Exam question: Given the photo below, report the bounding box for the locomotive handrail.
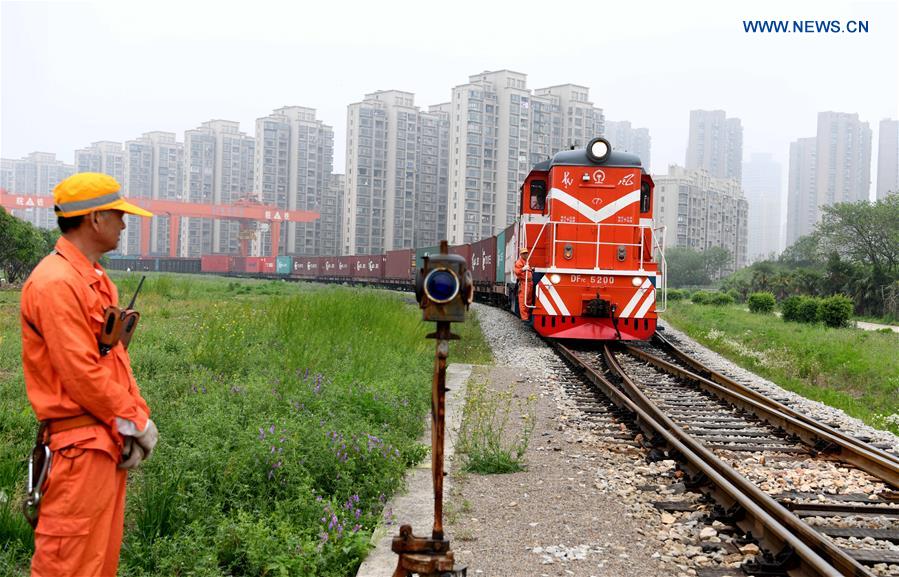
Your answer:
[537,219,657,271]
[653,225,667,312]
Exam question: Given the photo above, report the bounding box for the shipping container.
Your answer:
[319,257,340,278]
[470,236,497,285]
[335,256,354,277]
[292,257,321,278]
[276,256,292,275]
[157,257,200,274]
[105,257,143,272]
[414,245,440,271]
[449,244,471,265]
[502,223,518,285]
[495,228,506,285]
[351,255,383,279]
[260,257,277,275]
[385,249,413,280]
[202,255,231,273]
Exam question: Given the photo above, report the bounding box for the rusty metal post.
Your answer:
[392,240,466,577]
[431,320,450,541]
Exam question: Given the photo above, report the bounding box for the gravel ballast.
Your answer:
[442,305,899,577]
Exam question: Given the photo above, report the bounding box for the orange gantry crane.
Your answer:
[0,189,319,257]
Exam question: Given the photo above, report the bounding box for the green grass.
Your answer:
[0,273,491,576]
[661,301,899,435]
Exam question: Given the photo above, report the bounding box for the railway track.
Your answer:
[553,336,899,577]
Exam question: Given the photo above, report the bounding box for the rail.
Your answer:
[632,334,899,485]
[556,342,879,577]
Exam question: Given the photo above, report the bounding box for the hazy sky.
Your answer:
[2,0,898,194]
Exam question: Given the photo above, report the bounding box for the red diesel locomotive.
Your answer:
[514,137,666,339]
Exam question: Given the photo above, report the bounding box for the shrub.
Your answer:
[820,294,854,328]
[727,289,742,303]
[796,296,822,324]
[691,291,710,304]
[781,295,803,322]
[709,292,735,306]
[748,292,776,314]
[666,288,688,301]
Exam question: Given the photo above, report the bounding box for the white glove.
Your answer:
[118,437,145,470]
[133,419,158,459]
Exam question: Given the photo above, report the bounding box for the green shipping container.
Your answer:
[276,256,293,275]
[414,245,440,272]
[495,229,506,285]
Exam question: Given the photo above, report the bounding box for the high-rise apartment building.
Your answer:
[123,132,183,255]
[742,153,783,262]
[255,106,333,256]
[654,165,749,274]
[320,173,344,256]
[75,141,125,180]
[786,137,817,246]
[685,110,743,184]
[447,70,604,244]
[182,120,255,257]
[604,120,651,170]
[534,84,603,150]
[877,118,898,199]
[1,152,74,229]
[75,141,135,253]
[416,104,451,248]
[786,112,872,245]
[343,91,449,255]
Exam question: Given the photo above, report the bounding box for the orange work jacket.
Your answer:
[513,257,530,281]
[20,236,150,458]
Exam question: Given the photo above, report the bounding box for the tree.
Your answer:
[665,247,710,287]
[819,196,899,281]
[703,246,732,281]
[0,208,57,283]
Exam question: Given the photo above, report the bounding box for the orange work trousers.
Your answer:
[518,274,533,320]
[32,447,127,577]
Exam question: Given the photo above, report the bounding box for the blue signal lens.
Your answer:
[424,269,459,303]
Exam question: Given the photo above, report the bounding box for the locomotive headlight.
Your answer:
[423,268,460,304]
[586,137,612,163]
[632,276,644,287]
[550,274,561,284]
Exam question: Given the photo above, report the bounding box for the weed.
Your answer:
[457,379,536,474]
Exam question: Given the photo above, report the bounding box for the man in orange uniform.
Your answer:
[513,247,533,321]
[20,173,159,577]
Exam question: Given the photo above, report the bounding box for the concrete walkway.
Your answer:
[356,363,471,577]
[855,320,899,333]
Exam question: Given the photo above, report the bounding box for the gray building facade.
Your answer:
[654,165,749,274]
[877,118,898,199]
[183,120,255,257]
[686,110,743,184]
[742,153,783,262]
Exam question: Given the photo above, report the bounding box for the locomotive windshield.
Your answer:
[529,180,547,210]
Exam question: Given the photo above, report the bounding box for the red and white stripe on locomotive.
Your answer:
[516,137,666,340]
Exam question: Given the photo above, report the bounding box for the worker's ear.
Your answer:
[89,211,103,232]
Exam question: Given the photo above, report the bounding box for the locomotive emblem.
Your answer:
[592,170,606,184]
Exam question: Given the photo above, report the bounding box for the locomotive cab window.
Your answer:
[529,180,547,210]
[640,181,651,213]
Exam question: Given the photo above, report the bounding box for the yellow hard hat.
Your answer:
[519,247,529,254]
[53,173,153,218]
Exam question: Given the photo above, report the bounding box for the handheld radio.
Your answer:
[99,275,146,355]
